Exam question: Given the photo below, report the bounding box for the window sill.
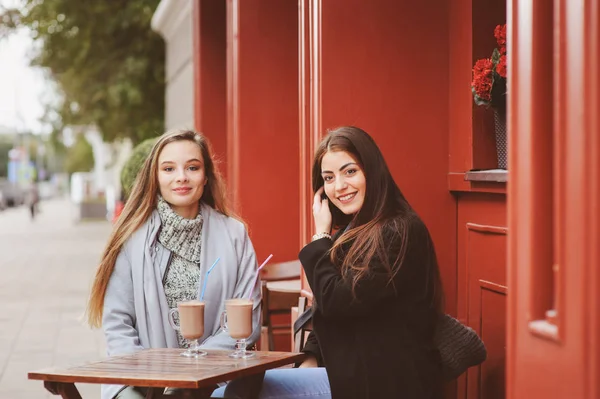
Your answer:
[465,169,508,182]
[448,170,508,194]
[529,310,560,342]
[529,320,559,342]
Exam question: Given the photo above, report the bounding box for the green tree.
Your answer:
[45,134,67,176]
[120,137,156,198]
[64,134,94,175]
[0,137,13,178]
[0,0,165,145]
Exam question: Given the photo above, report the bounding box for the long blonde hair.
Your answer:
[86,129,234,328]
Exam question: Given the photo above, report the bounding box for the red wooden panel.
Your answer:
[449,0,474,173]
[193,0,227,177]
[466,223,507,287]
[507,0,600,397]
[456,195,506,399]
[586,0,600,394]
[465,224,507,399]
[456,195,506,322]
[298,0,312,250]
[479,287,506,399]
[298,0,313,295]
[472,0,508,63]
[226,0,300,262]
[315,0,456,317]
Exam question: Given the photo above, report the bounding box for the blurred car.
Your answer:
[0,180,25,207]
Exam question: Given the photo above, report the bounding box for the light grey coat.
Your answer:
[101,203,261,399]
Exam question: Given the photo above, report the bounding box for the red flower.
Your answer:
[496,54,507,78]
[495,24,507,55]
[472,58,494,101]
[472,23,507,107]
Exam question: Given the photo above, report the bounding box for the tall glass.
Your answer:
[220,299,255,359]
[168,300,207,357]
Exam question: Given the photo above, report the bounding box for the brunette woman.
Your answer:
[221,126,444,399]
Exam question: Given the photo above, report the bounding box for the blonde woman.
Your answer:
[87,130,262,399]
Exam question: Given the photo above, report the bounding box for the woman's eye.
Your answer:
[346,169,357,175]
[323,175,333,182]
[188,166,199,171]
[163,167,174,172]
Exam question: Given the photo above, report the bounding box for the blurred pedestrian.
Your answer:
[27,183,40,220]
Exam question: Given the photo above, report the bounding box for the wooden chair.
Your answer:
[260,260,301,351]
[293,296,312,352]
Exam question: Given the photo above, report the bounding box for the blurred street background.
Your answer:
[0,198,109,398]
[0,0,164,396]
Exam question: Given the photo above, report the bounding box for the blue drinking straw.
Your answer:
[199,257,221,301]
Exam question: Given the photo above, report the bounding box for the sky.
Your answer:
[0,0,53,135]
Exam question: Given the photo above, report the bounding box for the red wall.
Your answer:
[457,194,507,399]
[507,0,600,398]
[226,0,300,262]
[194,0,227,176]
[193,1,600,397]
[314,0,457,315]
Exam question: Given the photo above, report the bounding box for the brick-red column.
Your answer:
[226,0,300,263]
[193,0,227,177]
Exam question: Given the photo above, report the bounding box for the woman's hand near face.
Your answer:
[313,187,332,234]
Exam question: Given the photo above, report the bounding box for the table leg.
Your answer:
[43,381,82,399]
[143,387,216,399]
[181,387,217,398]
[145,387,163,398]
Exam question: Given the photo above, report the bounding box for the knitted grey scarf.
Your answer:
[156,197,203,263]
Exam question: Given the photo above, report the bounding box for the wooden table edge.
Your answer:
[28,352,308,389]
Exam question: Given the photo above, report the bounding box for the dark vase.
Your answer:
[491,78,508,169]
[493,108,507,169]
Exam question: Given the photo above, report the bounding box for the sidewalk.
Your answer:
[0,198,111,398]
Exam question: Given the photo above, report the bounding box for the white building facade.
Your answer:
[151,0,195,131]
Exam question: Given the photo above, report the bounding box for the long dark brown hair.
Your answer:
[86,129,235,328]
[312,126,444,312]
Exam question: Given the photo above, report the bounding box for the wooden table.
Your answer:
[28,348,306,398]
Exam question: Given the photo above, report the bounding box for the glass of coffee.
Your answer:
[220,298,255,359]
[168,300,207,357]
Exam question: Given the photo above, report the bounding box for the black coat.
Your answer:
[298,213,442,399]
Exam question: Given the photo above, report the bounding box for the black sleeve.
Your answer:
[299,221,420,319]
[300,330,324,367]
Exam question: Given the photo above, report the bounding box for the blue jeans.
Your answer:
[212,368,331,399]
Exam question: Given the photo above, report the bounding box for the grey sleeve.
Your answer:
[102,248,144,356]
[200,224,261,350]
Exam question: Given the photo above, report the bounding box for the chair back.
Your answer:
[260,259,301,281]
